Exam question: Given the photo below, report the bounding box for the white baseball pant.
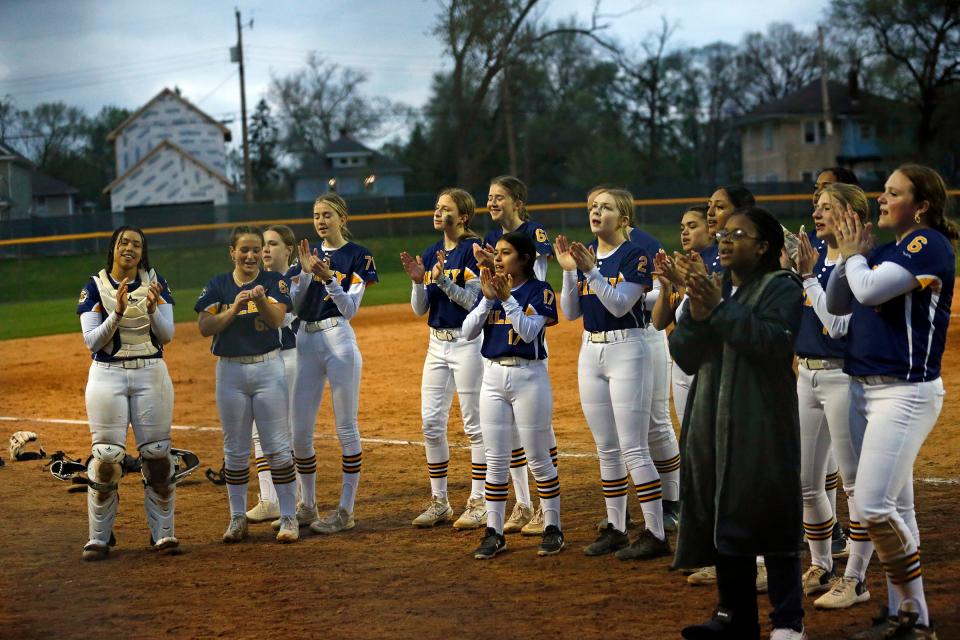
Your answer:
[252,348,297,505]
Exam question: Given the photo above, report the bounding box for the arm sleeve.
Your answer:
[462,297,491,340]
[410,282,429,316]
[325,278,366,320]
[534,256,549,282]
[149,304,175,344]
[644,277,662,308]
[802,277,850,339]
[502,296,547,343]
[584,268,644,318]
[80,310,120,353]
[668,304,717,375]
[707,276,803,363]
[844,255,919,306]
[436,273,482,311]
[825,259,854,315]
[289,271,310,314]
[559,270,582,321]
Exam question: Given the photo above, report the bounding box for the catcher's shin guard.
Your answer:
[87,443,124,547]
[140,440,176,545]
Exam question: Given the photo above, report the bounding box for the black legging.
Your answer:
[715,553,804,632]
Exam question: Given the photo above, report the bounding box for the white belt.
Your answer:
[798,357,845,371]
[430,328,463,342]
[852,375,902,385]
[586,327,643,344]
[304,318,340,332]
[491,356,532,367]
[220,349,280,364]
[94,357,160,370]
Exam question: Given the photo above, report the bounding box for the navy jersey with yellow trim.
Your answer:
[484,220,553,258]
[479,279,558,360]
[76,271,174,362]
[700,243,723,275]
[578,240,652,332]
[628,229,661,323]
[194,270,292,357]
[297,241,378,321]
[422,237,481,328]
[795,236,845,359]
[844,229,955,381]
[279,264,300,350]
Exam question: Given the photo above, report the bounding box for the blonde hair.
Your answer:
[596,188,635,240]
[820,182,869,223]
[313,193,352,239]
[490,175,529,220]
[439,187,481,240]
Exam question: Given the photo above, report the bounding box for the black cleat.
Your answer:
[615,528,672,561]
[584,523,629,556]
[663,500,681,533]
[849,606,899,639]
[832,521,850,558]
[473,527,506,560]
[537,525,564,556]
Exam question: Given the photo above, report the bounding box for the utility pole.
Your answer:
[233,8,253,202]
[817,26,833,138]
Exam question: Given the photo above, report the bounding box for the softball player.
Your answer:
[289,193,378,535]
[556,188,672,560]
[462,232,562,559]
[246,225,299,524]
[400,188,486,529]
[701,186,756,273]
[196,225,299,544]
[827,165,956,639]
[473,175,555,535]
[794,184,875,608]
[77,226,178,560]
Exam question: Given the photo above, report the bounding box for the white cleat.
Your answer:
[814,576,871,609]
[246,499,280,523]
[272,503,318,530]
[452,497,487,530]
[310,507,356,534]
[412,498,453,528]
[686,566,717,586]
[275,516,300,543]
[770,627,808,640]
[222,515,249,543]
[502,502,533,534]
[521,505,545,536]
[154,536,181,556]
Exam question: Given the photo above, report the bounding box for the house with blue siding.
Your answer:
[739,77,908,185]
[294,135,409,201]
[103,88,233,211]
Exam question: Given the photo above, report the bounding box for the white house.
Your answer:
[103,88,233,211]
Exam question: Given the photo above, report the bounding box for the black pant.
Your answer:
[715,553,804,631]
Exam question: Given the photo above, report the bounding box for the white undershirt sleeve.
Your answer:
[560,270,582,321]
[844,255,919,306]
[80,310,119,353]
[462,297,492,340]
[802,277,849,339]
[584,268,644,318]
[825,259,854,315]
[149,304,175,344]
[410,282,428,316]
[534,256,549,281]
[502,295,547,342]
[436,274,482,311]
[325,278,366,320]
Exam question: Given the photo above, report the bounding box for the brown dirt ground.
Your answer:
[0,303,958,640]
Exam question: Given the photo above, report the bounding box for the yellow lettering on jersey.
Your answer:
[485,309,510,325]
[235,300,260,316]
[579,274,625,296]
[424,268,464,286]
[507,328,522,345]
[907,236,927,254]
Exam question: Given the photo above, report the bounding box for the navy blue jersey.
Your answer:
[297,242,379,322]
[421,237,481,328]
[194,270,292,357]
[577,240,653,332]
[479,279,558,360]
[844,230,955,381]
[700,243,723,274]
[77,271,174,363]
[484,220,553,258]
[795,237,845,359]
[628,228,661,323]
[279,264,300,350]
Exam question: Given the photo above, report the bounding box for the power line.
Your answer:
[196,69,239,106]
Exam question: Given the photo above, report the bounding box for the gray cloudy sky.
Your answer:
[0,0,829,146]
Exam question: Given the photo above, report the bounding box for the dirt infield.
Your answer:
[0,303,958,640]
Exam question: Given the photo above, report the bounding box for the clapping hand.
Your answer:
[685,271,723,321]
[145,280,162,314]
[473,243,496,270]
[115,278,129,316]
[569,242,596,272]
[399,251,425,284]
[796,226,819,276]
[835,205,874,259]
[433,249,446,281]
[231,289,252,315]
[653,250,684,288]
[552,235,577,272]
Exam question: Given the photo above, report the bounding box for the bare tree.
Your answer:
[13,102,87,168]
[831,0,960,157]
[732,23,820,112]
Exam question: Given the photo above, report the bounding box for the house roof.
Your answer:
[323,136,374,156]
[106,87,232,142]
[32,170,79,197]
[740,79,899,124]
[103,139,233,194]
[297,136,410,178]
[0,140,34,167]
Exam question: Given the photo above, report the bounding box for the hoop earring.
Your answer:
[914,213,923,224]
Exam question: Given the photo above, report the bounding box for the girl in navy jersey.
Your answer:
[77,226,179,560]
[827,165,957,639]
[793,184,875,610]
[701,186,756,274]
[463,232,562,559]
[245,224,299,524]
[555,188,672,561]
[399,188,486,529]
[474,175,554,535]
[195,225,299,544]
[290,193,379,535]
[671,206,805,639]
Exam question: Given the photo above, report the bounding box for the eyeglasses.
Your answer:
[715,229,760,242]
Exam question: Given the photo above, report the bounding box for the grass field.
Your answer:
[0,218,847,339]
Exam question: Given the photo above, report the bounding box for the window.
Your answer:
[766,172,779,183]
[801,171,814,183]
[859,123,873,140]
[803,120,828,145]
[763,123,774,151]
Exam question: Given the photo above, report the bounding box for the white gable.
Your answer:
[109,145,228,212]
